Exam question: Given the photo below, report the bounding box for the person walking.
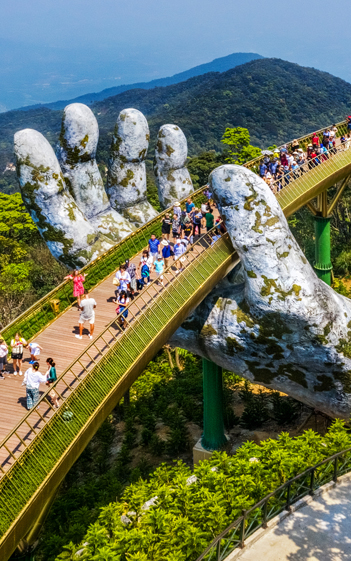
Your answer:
[114,264,131,300]
[23,362,47,410]
[183,221,193,243]
[173,201,181,219]
[161,213,172,241]
[148,234,160,263]
[193,208,203,238]
[172,214,180,241]
[0,338,9,379]
[10,332,27,376]
[64,269,87,306]
[75,290,97,340]
[125,259,137,298]
[154,255,165,286]
[185,198,195,214]
[205,208,215,232]
[161,240,173,269]
[28,341,43,364]
[116,290,130,330]
[173,238,186,272]
[45,357,59,408]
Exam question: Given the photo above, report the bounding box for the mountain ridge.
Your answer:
[2,58,351,195]
[16,52,264,112]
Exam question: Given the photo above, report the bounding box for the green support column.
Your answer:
[202,358,227,450]
[314,216,332,286]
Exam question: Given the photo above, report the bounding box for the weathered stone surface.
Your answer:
[154,124,194,208]
[107,108,157,225]
[170,164,351,419]
[57,103,134,241]
[14,129,113,268]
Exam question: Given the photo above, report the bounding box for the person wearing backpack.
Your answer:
[161,240,173,268]
[138,262,150,289]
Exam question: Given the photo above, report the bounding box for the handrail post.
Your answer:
[333,456,338,483]
[262,498,268,528]
[216,540,221,561]
[286,481,292,512]
[310,468,315,496]
[239,510,246,549]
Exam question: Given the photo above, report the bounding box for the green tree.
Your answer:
[221,127,261,164]
[0,193,66,327]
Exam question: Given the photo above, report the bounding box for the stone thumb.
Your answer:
[210,164,328,309]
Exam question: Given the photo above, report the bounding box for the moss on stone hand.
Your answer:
[226,336,244,355]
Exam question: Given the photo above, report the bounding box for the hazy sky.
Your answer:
[1,0,351,110]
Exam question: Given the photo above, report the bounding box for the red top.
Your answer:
[68,275,85,296]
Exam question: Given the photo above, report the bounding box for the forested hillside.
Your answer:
[2,58,351,194]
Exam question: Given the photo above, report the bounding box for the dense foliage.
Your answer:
[55,419,350,561]
[33,350,311,561]
[2,58,351,193]
[0,193,66,328]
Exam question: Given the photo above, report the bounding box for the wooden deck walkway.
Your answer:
[0,212,221,470]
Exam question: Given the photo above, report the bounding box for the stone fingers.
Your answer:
[106,108,158,227]
[14,129,114,268]
[57,103,134,242]
[154,124,194,209]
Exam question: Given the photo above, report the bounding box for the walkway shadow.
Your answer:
[271,484,351,561]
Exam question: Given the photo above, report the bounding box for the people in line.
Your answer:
[258,125,345,193]
[75,289,96,340]
[64,269,87,306]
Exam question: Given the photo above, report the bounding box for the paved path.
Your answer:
[232,477,351,561]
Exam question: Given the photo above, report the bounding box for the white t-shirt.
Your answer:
[117,296,130,308]
[29,342,40,355]
[173,206,181,218]
[24,367,47,389]
[115,270,131,291]
[80,297,97,320]
[0,343,7,358]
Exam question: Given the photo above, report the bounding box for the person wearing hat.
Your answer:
[173,202,181,219]
[173,238,186,272]
[161,239,173,269]
[0,338,9,379]
[291,139,299,152]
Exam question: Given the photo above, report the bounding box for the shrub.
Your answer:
[58,420,351,561]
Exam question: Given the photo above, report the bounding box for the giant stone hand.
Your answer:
[14,104,194,268]
[171,165,351,419]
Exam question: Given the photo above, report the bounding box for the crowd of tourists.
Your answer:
[257,123,350,193]
[1,195,224,411]
[4,121,349,414]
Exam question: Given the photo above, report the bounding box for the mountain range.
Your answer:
[18,52,263,112]
[2,57,351,195]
